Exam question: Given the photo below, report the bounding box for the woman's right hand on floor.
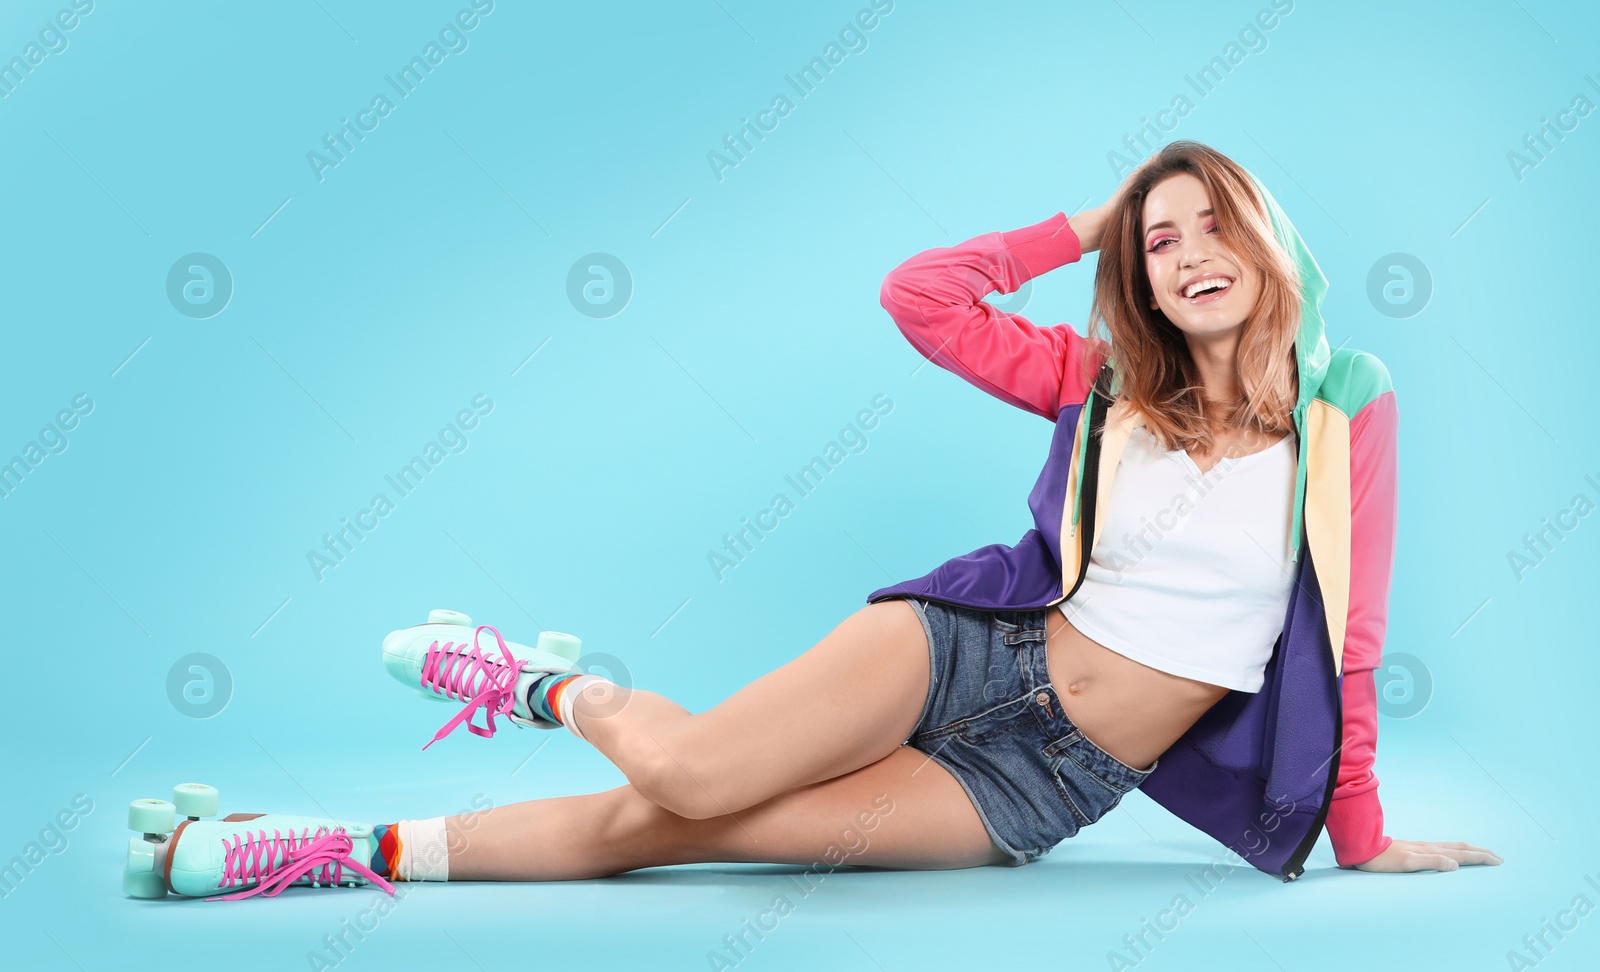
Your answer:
[1352,838,1504,873]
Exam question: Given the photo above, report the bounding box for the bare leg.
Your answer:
[564,599,933,821]
[447,747,1009,881]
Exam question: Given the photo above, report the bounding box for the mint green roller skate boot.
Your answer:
[123,783,393,901]
[382,609,584,748]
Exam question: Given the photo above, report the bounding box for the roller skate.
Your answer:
[122,783,392,901]
[382,609,584,748]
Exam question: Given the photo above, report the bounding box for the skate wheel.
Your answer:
[172,783,218,818]
[428,609,472,626]
[128,798,176,835]
[123,837,167,898]
[536,630,583,664]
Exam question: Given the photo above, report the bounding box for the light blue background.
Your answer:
[2,0,1597,969]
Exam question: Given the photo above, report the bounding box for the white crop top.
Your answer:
[1057,424,1298,693]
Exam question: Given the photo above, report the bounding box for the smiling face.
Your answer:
[1142,172,1261,342]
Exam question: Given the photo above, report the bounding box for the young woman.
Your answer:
[127,142,1500,901]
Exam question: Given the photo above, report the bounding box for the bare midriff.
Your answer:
[1044,609,1232,773]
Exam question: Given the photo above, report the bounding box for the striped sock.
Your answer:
[524,672,609,739]
[372,818,450,882]
[525,672,583,724]
[372,823,402,881]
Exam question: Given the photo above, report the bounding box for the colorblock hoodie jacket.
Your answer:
[866,174,1398,880]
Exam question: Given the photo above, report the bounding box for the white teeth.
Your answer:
[1183,277,1232,299]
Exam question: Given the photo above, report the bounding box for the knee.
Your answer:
[629,737,735,821]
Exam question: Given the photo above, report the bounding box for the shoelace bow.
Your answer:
[419,624,525,749]
[209,826,395,901]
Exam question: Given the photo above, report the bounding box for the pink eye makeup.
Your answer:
[1145,218,1219,253]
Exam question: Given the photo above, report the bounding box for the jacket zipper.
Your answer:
[1279,619,1343,882]
[1049,365,1114,609]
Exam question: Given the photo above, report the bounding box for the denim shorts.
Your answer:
[900,597,1158,866]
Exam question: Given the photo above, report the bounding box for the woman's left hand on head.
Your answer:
[1353,839,1503,872]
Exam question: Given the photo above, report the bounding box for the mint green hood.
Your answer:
[1247,170,1330,563]
[1070,170,1330,563]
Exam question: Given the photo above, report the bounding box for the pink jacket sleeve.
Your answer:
[879,212,1106,422]
[1326,389,1399,866]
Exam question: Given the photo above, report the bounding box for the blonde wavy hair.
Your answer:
[1086,141,1301,455]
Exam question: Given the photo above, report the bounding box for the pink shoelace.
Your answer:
[419,624,525,750]
[209,826,395,901]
